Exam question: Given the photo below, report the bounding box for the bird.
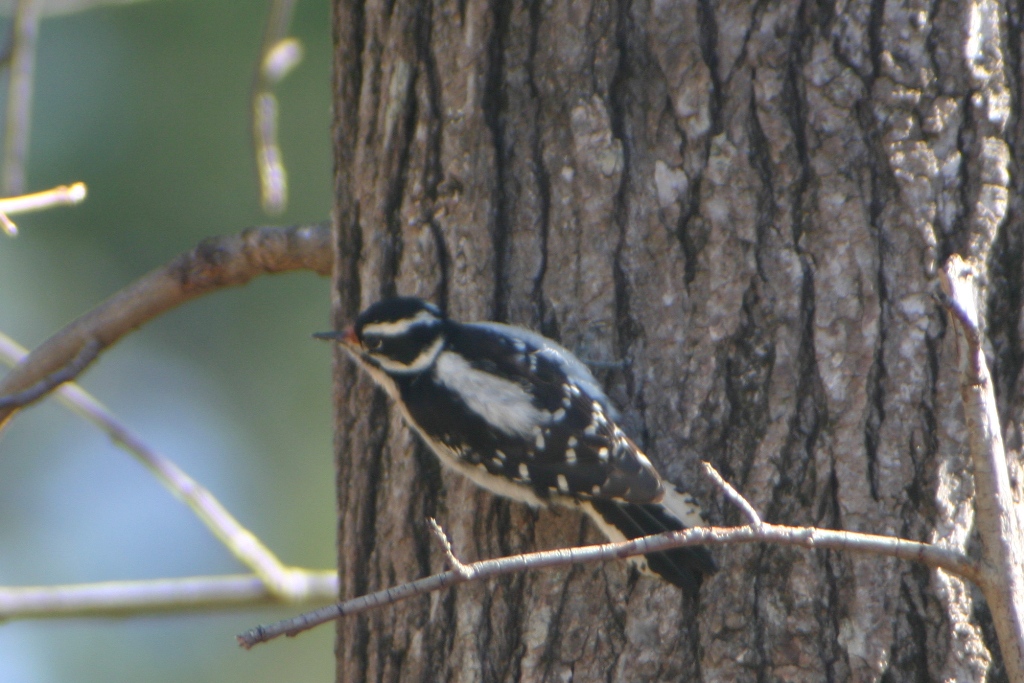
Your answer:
[315,296,716,595]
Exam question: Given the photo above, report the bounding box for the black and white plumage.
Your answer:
[318,297,716,594]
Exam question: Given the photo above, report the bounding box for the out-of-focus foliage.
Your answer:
[0,0,151,19]
[0,1,335,682]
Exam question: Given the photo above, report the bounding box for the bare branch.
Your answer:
[941,255,1024,679]
[428,518,472,579]
[0,330,330,598]
[253,93,286,213]
[0,338,99,409]
[0,210,16,236]
[0,182,87,237]
[0,221,331,429]
[252,0,300,214]
[238,521,978,648]
[0,181,87,235]
[238,459,978,647]
[0,182,88,214]
[702,461,762,526]
[2,0,38,195]
[0,571,338,620]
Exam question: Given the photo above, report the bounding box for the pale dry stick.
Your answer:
[0,211,16,236]
[252,0,301,214]
[2,0,38,196]
[427,518,472,579]
[0,182,87,236]
[0,182,86,214]
[940,255,1024,681]
[0,331,335,599]
[0,181,88,227]
[238,524,978,648]
[238,463,978,648]
[0,181,87,235]
[0,572,338,620]
[253,94,286,213]
[0,222,332,429]
[701,461,761,526]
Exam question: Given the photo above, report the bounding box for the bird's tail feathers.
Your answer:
[587,496,716,596]
[660,484,710,528]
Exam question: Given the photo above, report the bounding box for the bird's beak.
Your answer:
[313,327,360,348]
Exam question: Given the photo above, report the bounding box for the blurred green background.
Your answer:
[0,1,337,681]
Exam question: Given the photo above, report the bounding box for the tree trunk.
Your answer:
[329,0,1020,680]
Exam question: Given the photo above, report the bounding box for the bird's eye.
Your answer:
[363,336,384,352]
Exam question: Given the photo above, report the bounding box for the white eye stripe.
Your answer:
[372,336,445,374]
[362,310,440,338]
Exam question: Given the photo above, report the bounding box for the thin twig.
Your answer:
[0,210,15,236]
[0,181,86,211]
[702,461,762,526]
[0,338,99,409]
[253,93,286,213]
[238,520,978,648]
[0,222,331,429]
[940,255,1024,679]
[0,572,338,620]
[0,330,329,598]
[0,182,87,237]
[252,0,300,214]
[2,0,39,195]
[0,181,87,237]
[0,182,87,213]
[428,518,472,579]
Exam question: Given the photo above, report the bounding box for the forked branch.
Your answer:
[0,222,331,428]
[237,461,977,649]
[1,573,338,620]
[940,255,1024,680]
[0,332,337,612]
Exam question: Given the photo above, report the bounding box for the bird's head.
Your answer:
[315,297,446,375]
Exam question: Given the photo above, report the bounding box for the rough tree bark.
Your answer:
[329,0,1021,680]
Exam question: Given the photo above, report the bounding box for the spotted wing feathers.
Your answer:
[445,322,663,504]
